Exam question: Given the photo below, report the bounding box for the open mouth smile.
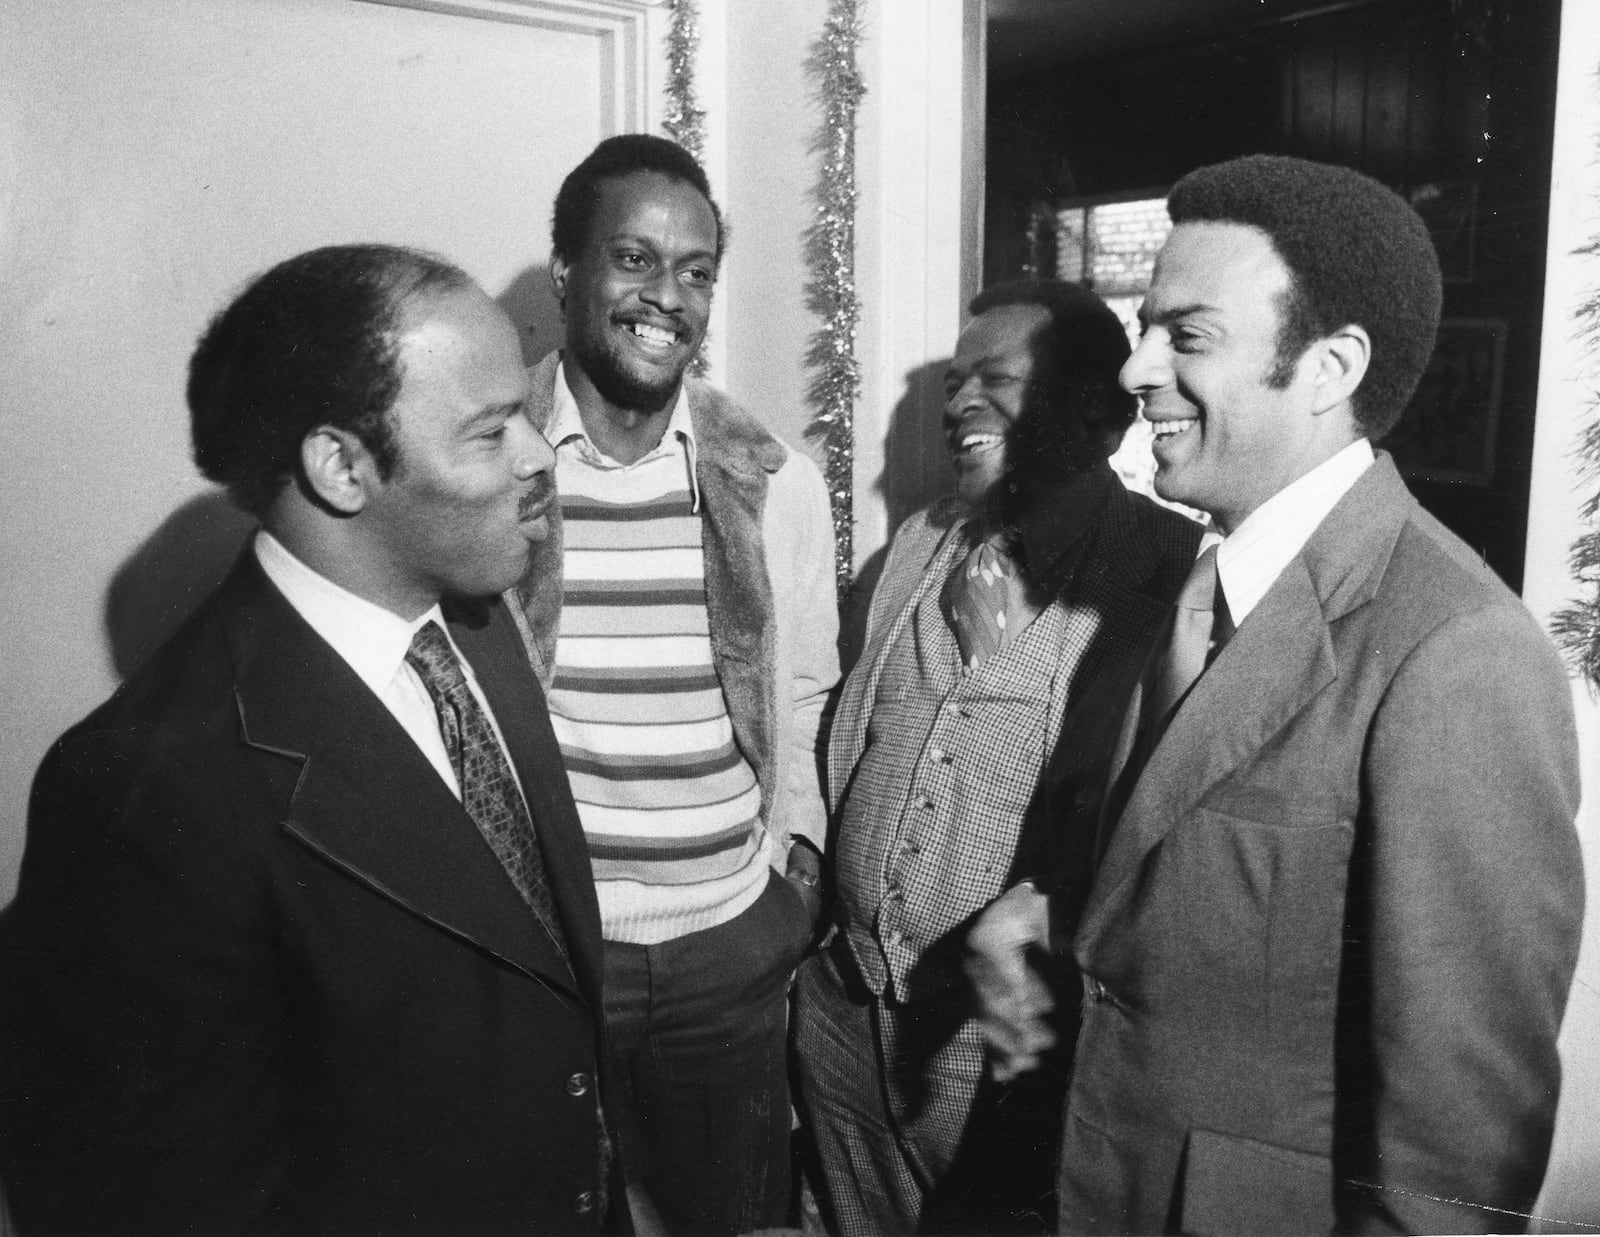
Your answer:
[623,320,682,350]
[949,430,1006,458]
[1150,418,1199,444]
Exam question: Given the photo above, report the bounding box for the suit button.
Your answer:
[565,1072,592,1097]
[573,1189,596,1215]
[1084,977,1105,1002]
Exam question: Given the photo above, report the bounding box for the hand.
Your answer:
[785,840,825,933]
[964,882,1057,1083]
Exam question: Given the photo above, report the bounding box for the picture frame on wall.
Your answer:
[1386,316,1508,486]
[1409,179,1479,285]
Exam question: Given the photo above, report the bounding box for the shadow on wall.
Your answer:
[497,264,565,368]
[839,358,954,674]
[103,492,256,680]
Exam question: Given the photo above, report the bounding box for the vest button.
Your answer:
[565,1072,592,1097]
[573,1189,596,1215]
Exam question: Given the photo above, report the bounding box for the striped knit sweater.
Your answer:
[546,425,770,944]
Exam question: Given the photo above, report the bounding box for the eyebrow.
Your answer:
[947,353,1025,375]
[461,401,523,430]
[1138,300,1214,328]
[608,234,716,263]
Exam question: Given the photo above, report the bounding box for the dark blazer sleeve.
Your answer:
[1344,603,1583,1232]
[1,727,292,1234]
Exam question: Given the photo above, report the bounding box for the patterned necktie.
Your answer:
[1148,543,1222,731]
[950,536,1040,669]
[406,621,567,958]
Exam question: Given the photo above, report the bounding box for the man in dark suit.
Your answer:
[967,156,1584,1233]
[0,244,637,1234]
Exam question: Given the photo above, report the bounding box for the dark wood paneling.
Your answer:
[985,0,1561,591]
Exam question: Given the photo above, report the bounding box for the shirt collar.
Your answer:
[253,528,445,699]
[1215,437,1375,626]
[550,359,700,510]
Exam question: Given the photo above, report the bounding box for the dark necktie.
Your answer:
[1148,543,1223,731]
[406,621,568,958]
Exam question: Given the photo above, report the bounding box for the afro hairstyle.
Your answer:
[188,243,474,516]
[1167,154,1442,440]
[969,278,1140,440]
[551,134,724,268]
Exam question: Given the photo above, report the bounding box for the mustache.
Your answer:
[518,475,555,520]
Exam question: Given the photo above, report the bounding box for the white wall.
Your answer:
[0,0,666,903]
[716,0,826,457]
[852,0,984,563]
[1527,0,1600,1226]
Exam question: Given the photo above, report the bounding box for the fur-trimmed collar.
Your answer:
[509,353,786,821]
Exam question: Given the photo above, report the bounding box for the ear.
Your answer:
[549,254,570,306]
[300,427,375,516]
[1309,323,1371,417]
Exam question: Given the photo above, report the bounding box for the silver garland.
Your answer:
[663,0,709,375]
[803,0,866,597]
[1551,227,1600,690]
[663,0,706,165]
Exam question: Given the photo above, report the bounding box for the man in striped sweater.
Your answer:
[511,135,840,1236]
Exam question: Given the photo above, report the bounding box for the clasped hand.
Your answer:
[964,881,1058,1083]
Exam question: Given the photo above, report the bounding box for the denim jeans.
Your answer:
[603,872,812,1236]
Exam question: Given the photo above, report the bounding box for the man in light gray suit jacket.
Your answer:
[968,155,1583,1234]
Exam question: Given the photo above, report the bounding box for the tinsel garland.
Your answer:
[663,0,710,377]
[1551,237,1600,689]
[803,0,866,597]
[663,0,706,165]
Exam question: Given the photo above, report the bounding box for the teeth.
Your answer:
[958,432,1004,453]
[1151,419,1198,440]
[629,323,677,345]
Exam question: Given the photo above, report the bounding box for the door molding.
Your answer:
[354,0,669,133]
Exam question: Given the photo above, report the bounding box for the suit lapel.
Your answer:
[221,558,583,1002]
[1079,557,1336,940]
[449,599,602,1008]
[1078,455,1415,946]
[827,521,964,806]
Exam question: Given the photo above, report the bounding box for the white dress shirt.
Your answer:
[1215,438,1375,626]
[254,529,513,800]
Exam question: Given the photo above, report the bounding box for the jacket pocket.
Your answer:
[1196,780,1348,831]
[1179,1126,1333,1235]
